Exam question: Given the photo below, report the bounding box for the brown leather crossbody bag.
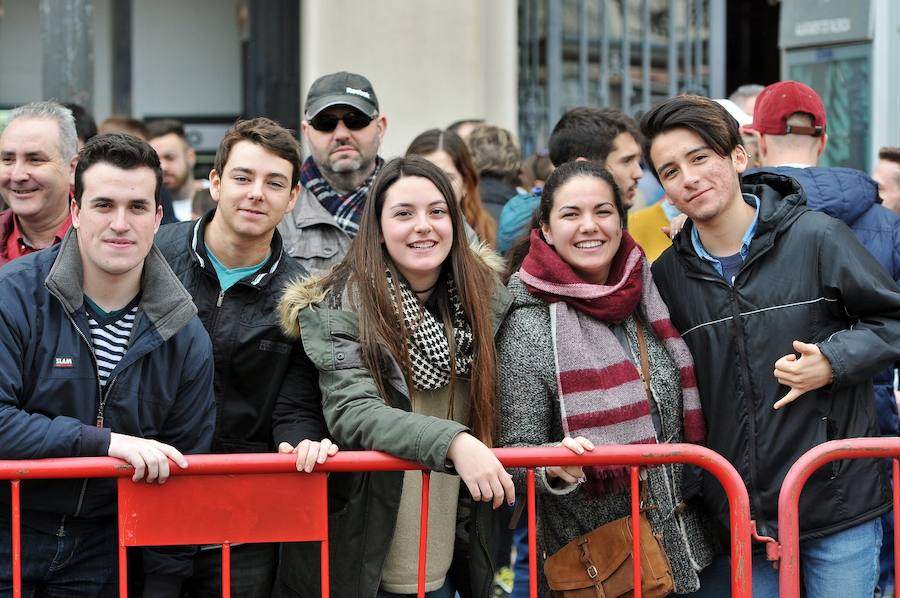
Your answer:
[543,318,675,598]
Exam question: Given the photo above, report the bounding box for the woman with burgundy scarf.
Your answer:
[496,161,717,594]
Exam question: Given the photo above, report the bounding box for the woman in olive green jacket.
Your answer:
[275,156,513,598]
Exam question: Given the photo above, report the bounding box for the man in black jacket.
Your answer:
[640,95,900,597]
[155,117,327,598]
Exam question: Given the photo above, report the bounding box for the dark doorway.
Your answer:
[242,0,301,132]
[726,0,781,91]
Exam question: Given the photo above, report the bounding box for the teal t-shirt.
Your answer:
[206,245,270,292]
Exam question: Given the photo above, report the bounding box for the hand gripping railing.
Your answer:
[1,444,753,598]
[777,437,900,598]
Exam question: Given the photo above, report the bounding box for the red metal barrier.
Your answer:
[1,444,753,598]
[777,437,900,598]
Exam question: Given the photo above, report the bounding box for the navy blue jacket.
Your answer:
[0,230,215,580]
[754,166,900,435]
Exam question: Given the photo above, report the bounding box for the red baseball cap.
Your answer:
[749,81,826,137]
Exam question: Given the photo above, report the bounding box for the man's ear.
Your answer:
[375,115,388,144]
[732,144,749,174]
[208,169,221,202]
[70,197,81,229]
[816,133,827,158]
[187,147,197,170]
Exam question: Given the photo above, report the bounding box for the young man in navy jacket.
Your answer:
[0,133,215,596]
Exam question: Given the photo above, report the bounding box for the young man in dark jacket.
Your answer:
[640,95,900,597]
[0,133,216,596]
[155,117,323,598]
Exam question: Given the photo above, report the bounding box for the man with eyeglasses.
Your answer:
[277,71,388,275]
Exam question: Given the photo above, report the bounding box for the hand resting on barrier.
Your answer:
[448,432,515,509]
[278,438,339,473]
[108,432,188,483]
[546,435,595,484]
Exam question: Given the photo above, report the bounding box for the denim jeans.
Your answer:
[0,519,117,598]
[180,543,277,598]
[682,517,883,598]
[510,514,539,598]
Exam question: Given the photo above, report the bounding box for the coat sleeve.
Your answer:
[495,304,576,496]
[0,280,105,459]
[816,218,900,385]
[272,341,329,447]
[300,307,468,474]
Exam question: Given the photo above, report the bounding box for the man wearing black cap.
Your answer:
[277,71,388,275]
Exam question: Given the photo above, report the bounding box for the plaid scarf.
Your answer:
[299,155,384,237]
[386,271,474,391]
[519,229,705,493]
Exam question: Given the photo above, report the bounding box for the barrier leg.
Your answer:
[631,467,641,598]
[527,469,537,598]
[221,542,230,598]
[417,472,430,598]
[11,480,21,598]
[894,459,899,596]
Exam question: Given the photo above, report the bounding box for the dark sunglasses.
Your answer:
[309,111,374,132]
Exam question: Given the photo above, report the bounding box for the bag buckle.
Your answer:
[586,565,598,579]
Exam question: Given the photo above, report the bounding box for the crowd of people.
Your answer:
[0,70,899,598]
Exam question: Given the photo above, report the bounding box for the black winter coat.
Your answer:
[652,173,900,540]
[155,212,318,453]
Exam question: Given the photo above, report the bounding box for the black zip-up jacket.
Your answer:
[155,212,314,453]
[652,172,900,540]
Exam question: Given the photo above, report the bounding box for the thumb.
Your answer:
[774,387,803,410]
[277,442,296,454]
[793,340,818,356]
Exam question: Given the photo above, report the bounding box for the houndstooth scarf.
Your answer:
[386,271,474,391]
[299,155,384,237]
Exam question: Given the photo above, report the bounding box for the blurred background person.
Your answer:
[874,147,900,216]
[467,124,522,223]
[406,128,496,247]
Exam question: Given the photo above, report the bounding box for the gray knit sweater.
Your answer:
[496,274,717,594]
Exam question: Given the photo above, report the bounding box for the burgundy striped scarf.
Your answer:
[519,229,705,493]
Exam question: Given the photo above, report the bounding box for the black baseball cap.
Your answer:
[304,72,379,119]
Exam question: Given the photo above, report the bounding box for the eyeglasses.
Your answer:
[308,111,374,132]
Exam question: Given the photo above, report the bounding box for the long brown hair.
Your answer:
[406,128,497,247]
[320,156,500,446]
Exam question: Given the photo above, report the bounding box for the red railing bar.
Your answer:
[527,468,537,598]
[631,466,641,598]
[417,471,430,598]
[778,438,900,598]
[11,480,21,598]
[3,444,752,597]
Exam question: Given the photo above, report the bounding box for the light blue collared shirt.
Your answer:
[690,193,760,280]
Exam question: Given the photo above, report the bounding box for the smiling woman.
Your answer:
[274,156,514,597]
[495,160,717,594]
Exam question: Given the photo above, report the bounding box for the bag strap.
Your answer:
[634,316,655,511]
[634,315,652,403]
[577,535,606,596]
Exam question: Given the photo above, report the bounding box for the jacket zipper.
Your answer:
[726,285,768,533]
[216,289,225,307]
[63,310,117,517]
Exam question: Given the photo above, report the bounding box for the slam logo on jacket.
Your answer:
[54,356,75,369]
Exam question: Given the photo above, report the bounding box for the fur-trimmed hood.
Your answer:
[277,242,507,339]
